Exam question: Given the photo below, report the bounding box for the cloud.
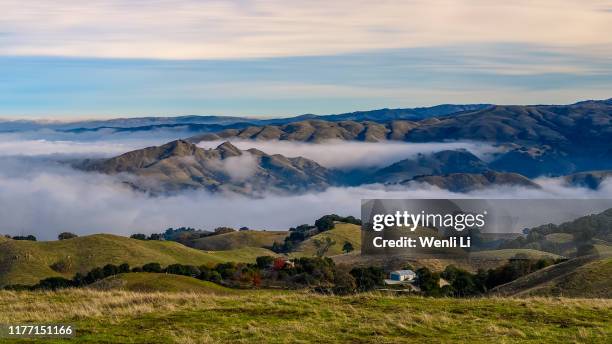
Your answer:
[221,153,259,182]
[1,0,611,59]
[1,154,611,240]
[0,135,610,240]
[0,133,172,158]
[197,140,500,169]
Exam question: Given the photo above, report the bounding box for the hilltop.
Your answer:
[192,230,288,251]
[79,140,334,194]
[0,234,270,287]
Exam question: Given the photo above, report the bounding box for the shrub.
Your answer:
[58,232,78,240]
[350,267,385,291]
[342,241,354,254]
[35,277,74,290]
[130,234,146,240]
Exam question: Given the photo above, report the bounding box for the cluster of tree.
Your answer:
[5,256,354,293]
[500,208,612,256]
[58,232,78,240]
[2,232,78,242]
[130,226,239,245]
[272,214,360,253]
[414,255,562,297]
[4,235,37,241]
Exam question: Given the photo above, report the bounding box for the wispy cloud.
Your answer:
[1,0,611,59]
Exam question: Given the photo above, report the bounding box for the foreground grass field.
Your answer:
[0,289,610,343]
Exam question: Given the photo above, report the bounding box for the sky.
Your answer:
[1,0,612,118]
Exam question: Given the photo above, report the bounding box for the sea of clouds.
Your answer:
[1,134,611,240]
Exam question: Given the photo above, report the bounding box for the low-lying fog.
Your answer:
[197,140,500,169]
[1,134,611,240]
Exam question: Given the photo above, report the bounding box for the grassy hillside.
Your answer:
[492,256,612,298]
[89,273,234,293]
[192,230,288,251]
[290,223,361,257]
[0,289,609,343]
[0,234,270,287]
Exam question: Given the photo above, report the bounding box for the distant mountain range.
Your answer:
[78,140,601,195]
[0,104,490,133]
[188,99,612,176]
[10,98,609,193]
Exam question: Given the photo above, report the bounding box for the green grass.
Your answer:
[88,273,234,294]
[290,223,361,257]
[192,230,288,251]
[0,234,268,287]
[0,289,610,343]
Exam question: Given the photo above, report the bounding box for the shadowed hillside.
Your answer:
[492,256,612,298]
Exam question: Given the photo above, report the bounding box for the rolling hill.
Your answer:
[192,230,288,251]
[491,256,612,298]
[289,223,362,257]
[89,272,234,293]
[0,234,270,287]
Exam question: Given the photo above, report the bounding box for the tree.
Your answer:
[350,267,385,291]
[148,233,163,240]
[35,277,74,290]
[333,269,357,295]
[130,233,146,240]
[102,264,119,277]
[342,241,354,254]
[142,262,162,273]
[313,237,336,257]
[416,267,440,295]
[118,263,130,273]
[12,235,36,241]
[256,256,275,269]
[58,232,78,240]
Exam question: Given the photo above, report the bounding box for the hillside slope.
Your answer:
[491,255,611,298]
[89,272,234,293]
[0,234,269,287]
[192,230,288,251]
[290,223,361,257]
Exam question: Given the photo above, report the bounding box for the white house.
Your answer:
[384,270,416,285]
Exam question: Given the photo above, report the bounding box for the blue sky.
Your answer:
[1,0,611,118]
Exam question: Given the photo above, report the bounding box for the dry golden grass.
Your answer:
[0,290,610,343]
